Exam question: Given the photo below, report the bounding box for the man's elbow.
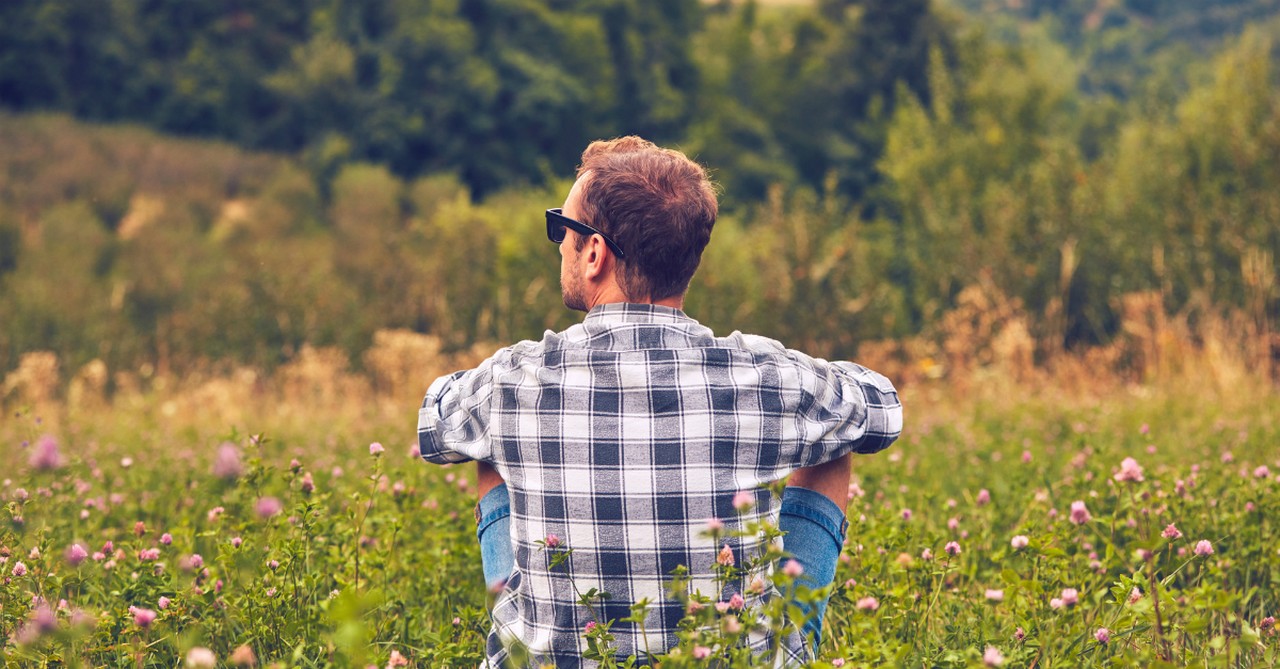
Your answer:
[417,430,474,465]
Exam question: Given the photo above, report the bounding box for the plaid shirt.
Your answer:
[418,304,902,667]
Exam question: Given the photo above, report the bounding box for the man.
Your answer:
[418,137,902,667]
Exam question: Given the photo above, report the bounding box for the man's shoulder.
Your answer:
[471,329,575,370]
[719,330,823,368]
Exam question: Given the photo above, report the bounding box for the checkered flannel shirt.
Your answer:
[418,303,902,668]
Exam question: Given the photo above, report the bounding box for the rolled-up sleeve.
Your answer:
[797,359,903,467]
[417,361,496,465]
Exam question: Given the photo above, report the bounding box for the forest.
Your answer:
[1,0,1278,383]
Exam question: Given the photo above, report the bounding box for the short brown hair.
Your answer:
[575,137,718,301]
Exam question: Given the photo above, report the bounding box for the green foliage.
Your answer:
[1,2,1279,376]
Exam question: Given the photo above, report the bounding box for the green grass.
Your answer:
[1,382,1277,667]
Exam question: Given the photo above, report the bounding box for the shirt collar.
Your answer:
[582,302,694,325]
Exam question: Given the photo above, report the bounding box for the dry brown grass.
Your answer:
[4,290,1275,436]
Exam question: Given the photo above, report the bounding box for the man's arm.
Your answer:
[787,452,852,509]
[418,364,496,465]
[477,461,504,498]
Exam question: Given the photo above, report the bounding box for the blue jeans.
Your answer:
[476,483,847,653]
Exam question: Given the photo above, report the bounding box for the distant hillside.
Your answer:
[946,0,1280,96]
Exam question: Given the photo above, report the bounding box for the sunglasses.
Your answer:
[546,208,626,259]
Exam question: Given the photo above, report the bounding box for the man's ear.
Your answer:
[582,236,610,281]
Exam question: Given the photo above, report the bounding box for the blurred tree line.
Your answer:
[0,0,955,204]
[0,0,1277,381]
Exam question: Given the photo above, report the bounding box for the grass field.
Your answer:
[2,370,1278,667]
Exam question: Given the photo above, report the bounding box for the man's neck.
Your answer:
[584,285,684,312]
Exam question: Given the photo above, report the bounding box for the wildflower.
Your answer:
[12,561,26,576]
[268,559,279,570]
[855,596,879,611]
[1162,523,1183,539]
[1060,588,1079,606]
[160,533,173,545]
[783,560,804,577]
[134,521,147,536]
[1194,540,1214,556]
[717,544,735,567]
[139,548,160,561]
[1114,457,1145,483]
[1022,450,1032,463]
[66,544,89,566]
[1049,597,1064,609]
[722,615,741,634]
[231,537,242,548]
[732,490,754,511]
[692,646,712,659]
[385,649,409,668]
[255,497,282,519]
[186,647,216,668]
[945,541,961,556]
[213,442,243,479]
[1222,452,1234,463]
[1094,627,1110,644]
[369,442,385,456]
[158,596,170,610]
[30,434,64,470]
[544,534,561,549]
[1127,587,1142,604]
[832,659,846,667]
[1011,535,1029,549]
[705,517,724,532]
[947,517,960,531]
[1260,616,1275,631]
[585,621,597,634]
[728,593,745,610]
[921,548,933,560]
[230,644,257,667]
[983,646,1004,667]
[1254,465,1271,478]
[977,489,991,505]
[207,506,225,522]
[1014,627,1026,641]
[185,554,204,570]
[32,603,57,633]
[901,508,913,521]
[1069,501,1091,525]
[300,472,315,494]
[130,606,157,628]
[985,589,1004,602]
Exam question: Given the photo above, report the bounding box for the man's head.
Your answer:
[556,137,717,310]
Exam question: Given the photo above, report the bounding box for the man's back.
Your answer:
[419,303,902,667]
